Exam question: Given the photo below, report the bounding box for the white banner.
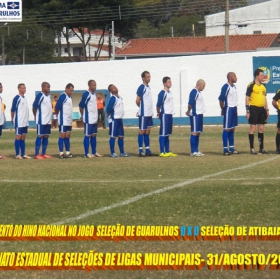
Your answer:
[0,1,22,22]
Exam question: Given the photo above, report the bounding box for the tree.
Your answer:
[30,0,140,61]
[1,22,55,64]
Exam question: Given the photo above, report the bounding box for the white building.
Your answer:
[205,0,280,36]
[55,28,124,61]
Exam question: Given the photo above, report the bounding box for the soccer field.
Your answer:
[0,125,280,279]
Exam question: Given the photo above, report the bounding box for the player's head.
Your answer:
[88,80,96,92]
[0,83,2,93]
[54,96,58,101]
[108,84,118,95]
[96,93,102,99]
[196,79,206,91]
[41,82,50,94]
[163,76,171,89]
[18,83,26,95]
[227,72,237,84]
[65,83,74,96]
[254,69,264,83]
[141,71,150,85]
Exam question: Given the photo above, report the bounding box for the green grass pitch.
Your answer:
[0,125,279,279]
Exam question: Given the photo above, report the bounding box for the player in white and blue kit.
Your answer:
[186,79,206,157]
[218,72,239,156]
[55,83,74,159]
[156,76,177,157]
[79,80,103,158]
[32,82,52,159]
[136,71,156,157]
[106,84,130,158]
[11,84,31,159]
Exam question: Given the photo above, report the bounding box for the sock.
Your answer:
[118,138,124,154]
[190,135,196,153]
[228,131,234,152]
[83,136,89,155]
[91,136,96,154]
[276,133,280,150]
[164,136,170,153]
[196,136,199,152]
[159,136,165,153]
[35,137,42,156]
[258,133,264,150]
[64,138,70,152]
[249,134,254,149]
[222,130,229,152]
[20,140,25,156]
[109,137,115,154]
[138,134,143,153]
[58,138,64,153]
[144,134,150,154]
[42,137,48,155]
[15,139,20,156]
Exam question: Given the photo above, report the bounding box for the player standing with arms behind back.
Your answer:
[33,82,53,159]
[79,80,103,158]
[156,76,177,157]
[11,83,31,159]
[245,69,269,155]
[136,71,156,157]
[55,83,74,159]
[107,84,130,158]
[218,72,239,156]
[186,79,206,157]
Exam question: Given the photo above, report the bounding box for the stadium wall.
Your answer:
[0,49,279,127]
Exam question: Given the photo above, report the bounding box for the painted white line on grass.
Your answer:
[54,156,279,225]
[1,177,280,184]
[0,179,185,184]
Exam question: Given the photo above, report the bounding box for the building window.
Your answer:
[73,47,83,56]
[64,48,68,53]
[253,31,262,34]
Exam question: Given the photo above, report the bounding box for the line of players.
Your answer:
[0,68,280,159]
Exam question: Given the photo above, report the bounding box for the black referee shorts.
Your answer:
[277,110,280,128]
[249,106,267,125]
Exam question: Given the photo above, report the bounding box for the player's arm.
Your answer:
[55,95,65,115]
[10,96,18,124]
[79,92,88,118]
[186,90,196,116]
[136,85,144,107]
[186,104,192,116]
[219,101,225,116]
[156,90,165,117]
[106,97,115,118]
[32,93,41,119]
[218,85,227,115]
[272,90,280,110]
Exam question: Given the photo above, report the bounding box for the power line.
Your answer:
[15,0,247,27]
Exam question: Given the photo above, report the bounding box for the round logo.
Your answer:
[259,66,270,84]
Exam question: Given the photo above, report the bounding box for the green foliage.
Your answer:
[1,22,55,64]
[135,15,205,38]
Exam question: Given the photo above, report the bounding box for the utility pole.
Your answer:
[112,21,115,60]
[192,24,195,37]
[225,0,229,53]
[2,34,4,65]
[1,23,7,65]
